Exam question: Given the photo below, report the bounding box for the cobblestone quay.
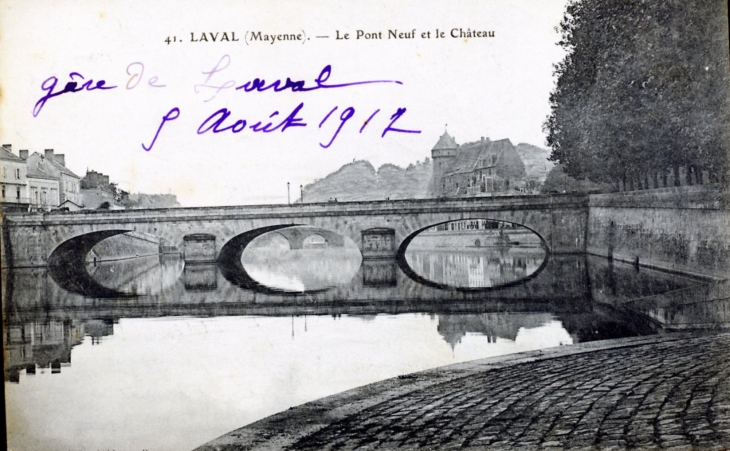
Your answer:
[198,333,730,451]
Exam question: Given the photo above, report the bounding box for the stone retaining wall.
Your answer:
[587,185,730,280]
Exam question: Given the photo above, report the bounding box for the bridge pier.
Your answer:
[361,228,396,259]
[183,234,217,264]
[362,259,398,287]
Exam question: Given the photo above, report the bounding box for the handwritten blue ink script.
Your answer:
[33,55,421,151]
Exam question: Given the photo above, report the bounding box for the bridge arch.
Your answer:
[272,227,345,250]
[48,229,132,267]
[217,224,304,294]
[394,218,550,291]
[302,233,328,248]
[39,220,186,268]
[46,230,141,298]
[216,224,358,294]
[395,217,549,259]
[267,232,293,250]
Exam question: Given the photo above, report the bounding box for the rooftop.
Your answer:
[27,152,81,179]
[444,138,515,175]
[0,146,23,162]
[431,131,458,151]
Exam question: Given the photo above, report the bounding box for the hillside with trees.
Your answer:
[545,0,730,188]
[121,193,180,209]
[515,143,555,183]
[300,159,432,202]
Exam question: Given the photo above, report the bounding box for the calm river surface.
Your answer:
[3,230,703,451]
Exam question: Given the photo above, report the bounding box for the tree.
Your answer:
[545,0,730,187]
[540,164,613,194]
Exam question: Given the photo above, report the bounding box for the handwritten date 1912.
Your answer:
[141,104,420,152]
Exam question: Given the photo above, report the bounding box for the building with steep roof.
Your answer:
[429,131,527,197]
[0,144,30,212]
[26,149,82,208]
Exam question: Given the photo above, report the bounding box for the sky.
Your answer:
[0,0,569,206]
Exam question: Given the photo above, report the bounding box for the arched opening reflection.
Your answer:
[86,255,184,296]
[241,226,361,292]
[48,231,183,297]
[400,219,548,290]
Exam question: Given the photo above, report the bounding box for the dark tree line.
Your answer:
[545,0,730,189]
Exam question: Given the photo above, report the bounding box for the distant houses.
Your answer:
[0,144,126,212]
[79,169,127,210]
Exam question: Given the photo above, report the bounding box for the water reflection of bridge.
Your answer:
[6,255,594,321]
[3,256,703,382]
[3,256,702,322]
[406,247,546,289]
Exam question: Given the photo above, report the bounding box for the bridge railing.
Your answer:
[3,194,590,225]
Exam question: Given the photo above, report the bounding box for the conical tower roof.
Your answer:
[432,131,458,151]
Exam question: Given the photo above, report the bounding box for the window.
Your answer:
[41,190,47,205]
[2,167,5,178]
[1,185,5,198]
[16,187,20,200]
[15,168,20,179]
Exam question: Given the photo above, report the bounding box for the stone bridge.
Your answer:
[1,195,588,269]
[270,227,345,249]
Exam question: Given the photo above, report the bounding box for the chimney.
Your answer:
[55,154,66,166]
[19,149,28,160]
[481,137,485,142]
[2,144,11,153]
[44,149,54,161]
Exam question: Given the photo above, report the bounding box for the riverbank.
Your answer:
[196,331,730,450]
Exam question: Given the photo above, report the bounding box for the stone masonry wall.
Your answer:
[86,232,160,262]
[587,185,730,280]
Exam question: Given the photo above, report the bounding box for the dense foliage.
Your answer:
[540,164,613,194]
[545,0,730,187]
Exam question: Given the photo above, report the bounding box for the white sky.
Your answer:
[0,0,568,206]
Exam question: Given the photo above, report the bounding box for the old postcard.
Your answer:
[2,0,729,450]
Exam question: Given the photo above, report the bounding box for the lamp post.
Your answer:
[287,182,290,205]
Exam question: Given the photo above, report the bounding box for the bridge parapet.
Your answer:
[2,194,589,225]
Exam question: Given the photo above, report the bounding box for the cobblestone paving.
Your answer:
[290,334,730,450]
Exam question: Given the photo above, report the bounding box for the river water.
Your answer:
[3,226,705,451]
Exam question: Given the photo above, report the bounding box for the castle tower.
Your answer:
[430,130,458,196]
